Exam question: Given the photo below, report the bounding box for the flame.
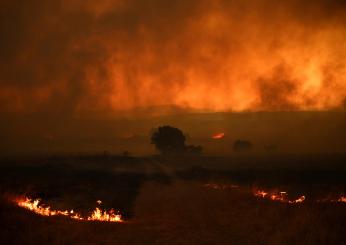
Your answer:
[87,207,122,222]
[289,196,306,204]
[338,197,346,203]
[212,133,225,139]
[254,190,268,198]
[205,184,307,205]
[254,190,305,204]
[16,197,122,222]
[204,184,346,205]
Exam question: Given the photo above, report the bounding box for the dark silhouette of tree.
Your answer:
[233,140,253,152]
[151,126,187,154]
[151,126,203,155]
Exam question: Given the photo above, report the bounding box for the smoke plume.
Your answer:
[1,0,346,115]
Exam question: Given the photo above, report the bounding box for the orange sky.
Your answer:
[0,0,346,116]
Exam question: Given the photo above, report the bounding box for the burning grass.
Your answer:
[15,197,122,223]
[204,183,346,205]
[253,190,306,204]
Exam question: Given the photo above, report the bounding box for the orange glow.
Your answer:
[338,197,346,203]
[254,190,268,198]
[212,133,225,139]
[87,207,122,222]
[1,1,346,114]
[16,197,122,223]
[254,190,305,204]
[205,184,307,204]
[289,196,306,204]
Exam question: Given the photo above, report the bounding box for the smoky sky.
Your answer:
[1,0,346,116]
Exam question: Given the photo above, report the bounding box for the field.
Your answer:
[1,154,346,244]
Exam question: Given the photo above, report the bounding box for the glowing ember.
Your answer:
[212,133,225,139]
[289,196,306,204]
[16,197,122,222]
[270,194,285,202]
[254,190,268,198]
[254,190,305,204]
[338,197,346,203]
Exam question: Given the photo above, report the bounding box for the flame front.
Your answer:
[254,190,305,204]
[88,207,122,222]
[205,183,308,204]
[205,183,346,205]
[16,197,122,223]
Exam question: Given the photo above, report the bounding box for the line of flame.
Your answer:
[16,197,122,222]
[254,190,306,204]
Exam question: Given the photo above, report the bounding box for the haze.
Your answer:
[0,0,345,155]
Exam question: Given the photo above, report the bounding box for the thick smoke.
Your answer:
[1,0,346,115]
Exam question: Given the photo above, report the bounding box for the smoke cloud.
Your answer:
[1,0,346,115]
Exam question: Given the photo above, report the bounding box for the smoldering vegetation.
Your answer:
[1,154,346,244]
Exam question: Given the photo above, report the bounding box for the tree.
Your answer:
[233,140,253,152]
[151,126,186,155]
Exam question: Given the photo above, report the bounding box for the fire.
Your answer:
[254,190,268,198]
[212,133,225,139]
[88,208,122,222]
[204,184,346,206]
[338,197,346,203]
[289,196,306,204]
[254,190,305,204]
[16,197,122,222]
[205,184,306,205]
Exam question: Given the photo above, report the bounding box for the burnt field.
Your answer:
[1,154,346,244]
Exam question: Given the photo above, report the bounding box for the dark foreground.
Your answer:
[1,154,346,244]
